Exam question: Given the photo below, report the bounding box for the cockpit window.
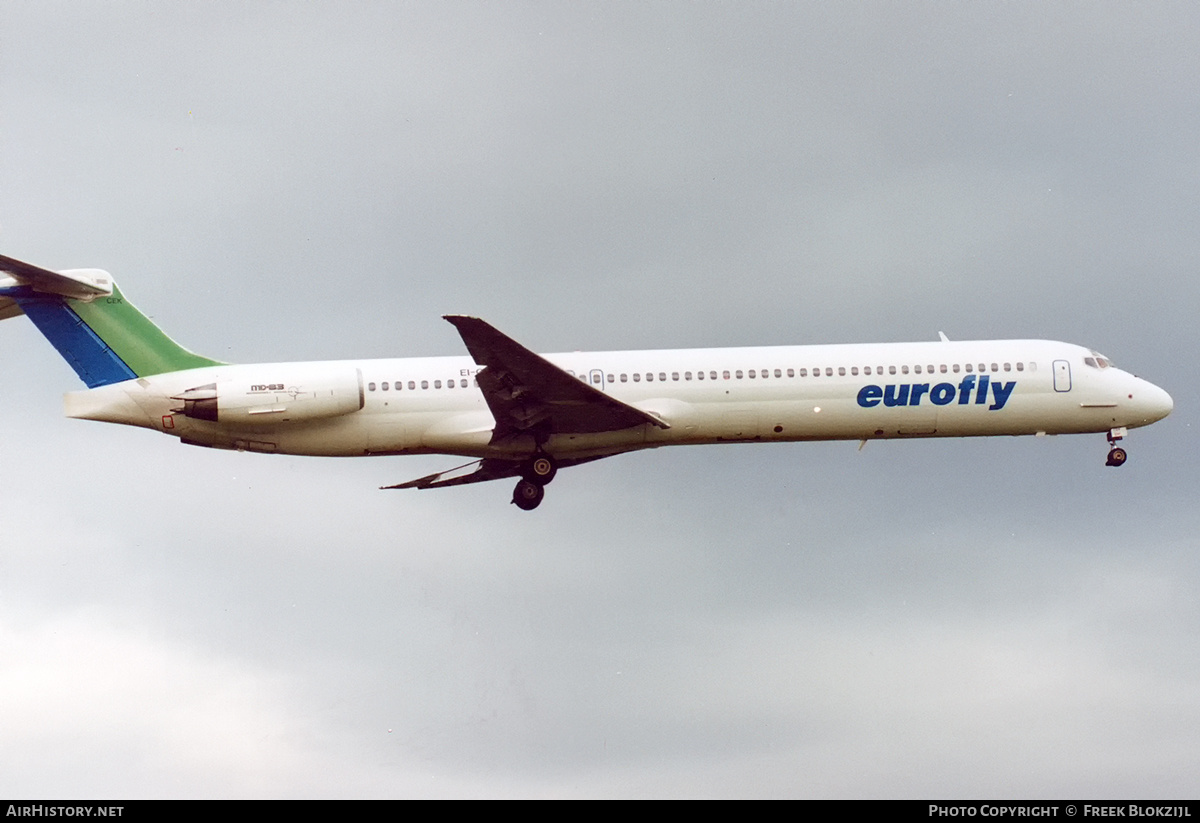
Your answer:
[1088,350,1114,369]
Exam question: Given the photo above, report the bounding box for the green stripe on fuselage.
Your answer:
[69,284,223,376]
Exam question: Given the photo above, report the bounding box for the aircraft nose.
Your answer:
[1136,380,1173,423]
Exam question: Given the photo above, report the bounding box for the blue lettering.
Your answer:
[857,385,883,407]
[930,383,956,405]
[855,379,1017,411]
[989,381,1016,410]
[957,374,976,404]
[883,384,910,407]
[975,374,990,404]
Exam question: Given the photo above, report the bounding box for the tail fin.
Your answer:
[1,254,223,388]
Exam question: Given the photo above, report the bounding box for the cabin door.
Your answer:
[1053,360,1072,392]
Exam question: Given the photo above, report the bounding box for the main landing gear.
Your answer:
[1106,427,1128,467]
[512,453,557,511]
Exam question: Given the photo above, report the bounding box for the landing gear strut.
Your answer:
[512,453,557,510]
[1106,427,1128,467]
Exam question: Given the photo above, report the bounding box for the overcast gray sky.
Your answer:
[2,2,1198,798]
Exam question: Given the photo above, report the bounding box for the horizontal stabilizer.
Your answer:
[0,254,113,301]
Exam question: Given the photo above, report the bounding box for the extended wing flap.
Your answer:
[443,315,668,442]
[381,458,523,490]
[383,454,612,491]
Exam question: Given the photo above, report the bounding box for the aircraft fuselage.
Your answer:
[64,337,1173,462]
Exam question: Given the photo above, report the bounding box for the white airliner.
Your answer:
[1,254,1173,510]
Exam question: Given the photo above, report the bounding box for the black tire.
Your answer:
[1107,447,1127,467]
[524,454,557,485]
[512,479,545,510]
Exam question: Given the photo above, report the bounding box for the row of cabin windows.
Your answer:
[367,361,1036,393]
[593,361,1033,384]
[367,378,474,392]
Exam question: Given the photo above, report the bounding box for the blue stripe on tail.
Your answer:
[11,293,137,388]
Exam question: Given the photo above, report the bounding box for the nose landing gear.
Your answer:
[1106,427,1128,467]
[511,453,558,510]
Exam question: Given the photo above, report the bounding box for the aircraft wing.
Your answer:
[383,454,609,491]
[382,457,524,490]
[443,315,669,443]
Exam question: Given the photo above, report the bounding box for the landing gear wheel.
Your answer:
[512,478,545,510]
[1106,447,1127,467]
[523,454,557,485]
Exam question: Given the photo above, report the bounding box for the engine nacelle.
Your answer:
[172,367,364,425]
